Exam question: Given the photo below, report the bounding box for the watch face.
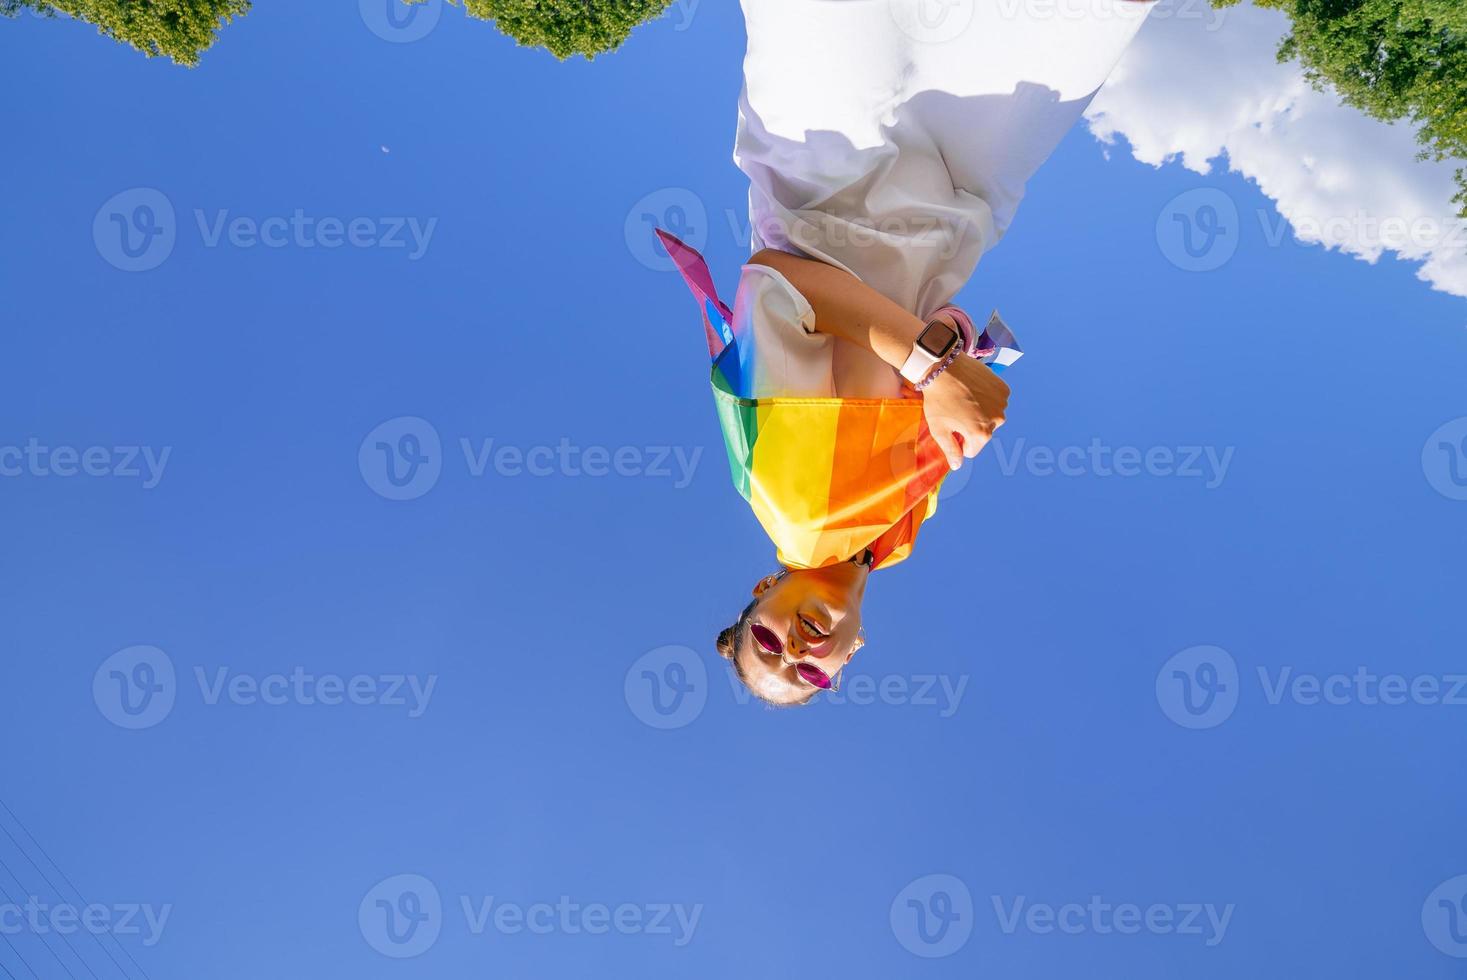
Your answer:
[918,322,958,357]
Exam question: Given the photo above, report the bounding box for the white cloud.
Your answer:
[1085,0,1467,299]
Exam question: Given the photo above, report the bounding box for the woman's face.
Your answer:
[729,563,868,705]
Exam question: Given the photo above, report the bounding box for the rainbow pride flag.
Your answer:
[658,230,1016,570]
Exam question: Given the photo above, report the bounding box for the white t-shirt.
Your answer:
[731,0,1154,398]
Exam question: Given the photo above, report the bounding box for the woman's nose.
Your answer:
[788,638,830,660]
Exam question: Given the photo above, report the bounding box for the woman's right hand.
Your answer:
[921,356,1010,471]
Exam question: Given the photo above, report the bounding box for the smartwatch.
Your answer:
[899,318,961,386]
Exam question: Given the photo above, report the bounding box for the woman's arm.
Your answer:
[748,248,929,371]
[748,248,1009,470]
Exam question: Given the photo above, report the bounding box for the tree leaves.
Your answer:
[420,0,675,60]
[1218,0,1467,216]
[4,0,250,66]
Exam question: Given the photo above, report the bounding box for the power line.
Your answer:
[0,799,148,980]
[0,821,125,980]
[0,874,81,980]
[0,925,41,980]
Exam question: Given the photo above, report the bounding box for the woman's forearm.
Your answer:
[748,249,943,370]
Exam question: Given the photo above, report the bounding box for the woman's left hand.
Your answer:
[920,356,1010,471]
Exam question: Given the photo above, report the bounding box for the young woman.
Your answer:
[664,0,1156,706]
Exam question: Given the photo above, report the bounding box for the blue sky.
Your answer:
[2,1,1466,978]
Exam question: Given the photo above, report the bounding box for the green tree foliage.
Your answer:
[1217,0,1467,215]
[416,0,674,60]
[1,0,249,66]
